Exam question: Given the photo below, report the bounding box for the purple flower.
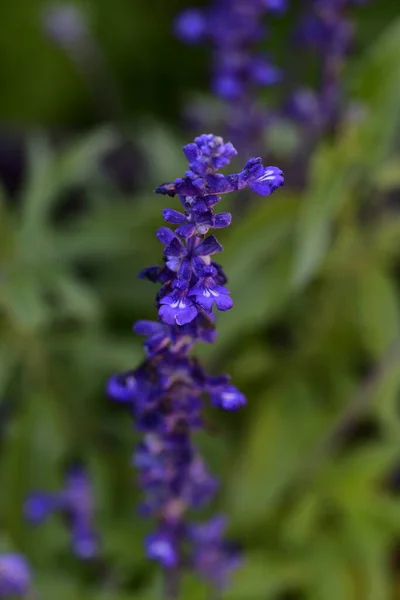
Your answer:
[210,383,246,410]
[159,289,198,326]
[174,8,206,43]
[146,531,178,568]
[246,164,285,196]
[264,0,287,13]
[289,0,369,131]
[107,371,137,401]
[189,267,233,313]
[249,56,282,86]
[189,517,242,589]
[134,320,172,356]
[0,554,31,598]
[25,466,98,560]
[42,3,87,46]
[108,134,283,590]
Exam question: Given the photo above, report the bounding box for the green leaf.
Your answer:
[306,537,355,600]
[319,443,400,504]
[227,384,324,532]
[292,143,355,288]
[372,215,400,263]
[211,244,294,359]
[0,334,19,396]
[355,266,400,357]
[373,156,400,191]
[21,129,116,229]
[1,271,48,330]
[224,193,298,285]
[223,554,307,600]
[137,124,186,184]
[343,520,391,600]
[351,19,400,170]
[50,271,101,322]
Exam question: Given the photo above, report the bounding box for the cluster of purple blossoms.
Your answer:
[288,0,369,131]
[0,554,31,598]
[24,466,98,560]
[107,134,284,590]
[174,1,287,152]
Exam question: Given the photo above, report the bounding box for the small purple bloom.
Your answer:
[247,165,285,196]
[25,466,98,560]
[210,384,246,410]
[162,208,186,225]
[213,74,242,100]
[159,289,198,326]
[189,268,233,313]
[146,531,178,568]
[264,0,287,12]
[250,57,282,86]
[107,372,137,402]
[134,321,171,356]
[189,517,242,589]
[0,554,31,598]
[213,212,232,229]
[42,3,87,46]
[174,8,206,43]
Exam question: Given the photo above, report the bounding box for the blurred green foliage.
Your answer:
[1,1,400,599]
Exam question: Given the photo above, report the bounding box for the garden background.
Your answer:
[1,0,400,598]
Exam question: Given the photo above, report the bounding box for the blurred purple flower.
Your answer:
[25,466,98,560]
[288,0,369,131]
[42,2,88,46]
[0,554,31,598]
[174,1,287,152]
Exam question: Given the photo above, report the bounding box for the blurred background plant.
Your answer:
[1,0,400,598]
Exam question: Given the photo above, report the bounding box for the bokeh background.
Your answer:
[1,1,400,598]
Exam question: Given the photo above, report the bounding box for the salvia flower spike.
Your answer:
[107,134,284,592]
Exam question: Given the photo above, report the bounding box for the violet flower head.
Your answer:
[288,0,369,131]
[0,554,31,598]
[42,2,88,47]
[107,134,284,590]
[174,2,287,152]
[24,466,98,560]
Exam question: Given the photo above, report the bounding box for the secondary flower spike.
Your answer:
[174,2,287,151]
[108,134,284,591]
[24,466,98,560]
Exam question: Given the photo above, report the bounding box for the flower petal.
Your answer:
[215,294,233,311]
[176,223,196,238]
[194,235,223,257]
[213,213,232,228]
[163,237,186,258]
[176,304,198,325]
[156,227,176,246]
[162,208,186,224]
